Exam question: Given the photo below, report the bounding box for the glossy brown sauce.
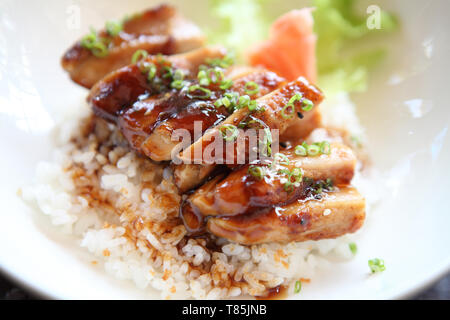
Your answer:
[90,64,152,121]
[255,285,288,300]
[179,199,206,234]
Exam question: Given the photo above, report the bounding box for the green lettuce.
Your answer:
[313,0,398,93]
[206,0,270,61]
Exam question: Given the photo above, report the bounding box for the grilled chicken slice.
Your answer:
[141,69,285,161]
[173,77,323,191]
[173,163,216,193]
[207,186,365,244]
[62,4,204,88]
[188,143,356,218]
[179,77,323,164]
[88,46,227,122]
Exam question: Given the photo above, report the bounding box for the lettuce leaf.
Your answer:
[313,0,398,93]
[206,0,270,61]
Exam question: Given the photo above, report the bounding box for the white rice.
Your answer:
[21,93,378,299]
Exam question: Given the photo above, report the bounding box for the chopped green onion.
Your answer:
[294,280,302,293]
[307,144,321,156]
[295,141,331,157]
[224,92,239,104]
[238,95,251,108]
[80,28,109,58]
[171,80,188,90]
[105,20,123,37]
[247,100,258,111]
[131,49,148,64]
[90,42,108,58]
[291,168,303,183]
[215,96,231,109]
[368,258,386,273]
[173,69,185,81]
[301,98,314,111]
[80,29,97,48]
[139,61,157,81]
[248,165,265,180]
[289,93,303,105]
[197,70,210,86]
[220,124,239,141]
[274,153,290,165]
[263,127,272,157]
[320,141,331,155]
[206,53,235,68]
[219,79,233,90]
[244,81,259,95]
[294,145,307,156]
[349,242,357,255]
[207,68,224,84]
[155,53,168,64]
[187,85,211,99]
[281,104,295,119]
[161,66,173,79]
[284,181,294,192]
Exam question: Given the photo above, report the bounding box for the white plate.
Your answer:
[0,0,449,299]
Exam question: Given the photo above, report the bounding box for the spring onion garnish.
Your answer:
[207,68,224,84]
[173,69,185,81]
[169,69,187,89]
[291,168,303,183]
[349,242,357,255]
[248,165,265,180]
[303,177,333,196]
[283,181,294,192]
[225,92,239,105]
[90,42,108,58]
[301,98,314,111]
[138,61,157,81]
[219,79,233,90]
[206,53,235,68]
[281,104,295,119]
[171,80,188,89]
[161,66,173,79]
[214,92,260,114]
[197,70,209,86]
[80,29,109,58]
[294,145,307,156]
[274,153,290,166]
[320,141,331,155]
[289,93,303,105]
[278,168,303,193]
[214,96,230,109]
[244,81,260,95]
[263,127,272,157]
[295,141,331,157]
[216,92,239,112]
[131,49,148,64]
[306,144,320,156]
[187,85,212,99]
[247,100,258,111]
[368,258,386,273]
[220,124,239,141]
[105,20,123,37]
[294,280,302,293]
